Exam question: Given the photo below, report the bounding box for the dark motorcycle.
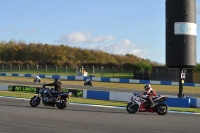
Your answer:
[30,87,72,109]
[126,93,168,115]
[84,79,92,86]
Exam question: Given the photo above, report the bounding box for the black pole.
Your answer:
[178,68,184,98]
[166,0,196,69]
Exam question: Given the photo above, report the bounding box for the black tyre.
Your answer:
[126,102,139,114]
[84,83,86,86]
[56,99,67,109]
[30,96,40,107]
[90,83,92,86]
[156,103,168,115]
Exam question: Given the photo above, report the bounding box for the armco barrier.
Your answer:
[197,99,200,107]
[1,73,200,86]
[0,84,9,91]
[87,90,109,100]
[185,97,200,108]
[109,91,131,102]
[162,97,190,108]
[186,97,196,107]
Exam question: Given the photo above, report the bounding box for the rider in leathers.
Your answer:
[142,84,158,107]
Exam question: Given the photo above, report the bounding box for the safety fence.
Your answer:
[0,66,134,79]
[2,65,200,83]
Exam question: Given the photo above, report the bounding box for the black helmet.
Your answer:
[54,78,59,82]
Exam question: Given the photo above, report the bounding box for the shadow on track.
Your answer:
[0,103,57,110]
[0,103,159,116]
[65,108,158,116]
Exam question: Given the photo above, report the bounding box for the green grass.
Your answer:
[1,76,200,95]
[0,91,200,113]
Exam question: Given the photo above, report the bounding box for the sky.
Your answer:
[0,0,200,64]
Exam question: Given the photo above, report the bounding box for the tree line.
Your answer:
[0,40,175,71]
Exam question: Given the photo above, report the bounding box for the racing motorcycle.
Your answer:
[84,78,92,86]
[126,93,168,115]
[30,87,72,109]
[34,77,41,83]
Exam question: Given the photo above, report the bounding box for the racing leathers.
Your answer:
[142,87,158,107]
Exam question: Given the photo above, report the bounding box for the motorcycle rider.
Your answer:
[141,84,158,107]
[35,75,41,82]
[86,77,90,82]
[42,78,62,101]
[43,78,62,92]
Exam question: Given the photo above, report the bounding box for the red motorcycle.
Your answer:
[126,93,168,115]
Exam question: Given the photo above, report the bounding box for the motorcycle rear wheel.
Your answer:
[156,103,168,115]
[56,99,67,109]
[30,96,40,107]
[126,102,139,114]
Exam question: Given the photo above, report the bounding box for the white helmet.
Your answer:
[144,84,151,90]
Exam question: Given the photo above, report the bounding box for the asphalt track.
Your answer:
[1,79,200,97]
[1,80,200,132]
[0,97,200,133]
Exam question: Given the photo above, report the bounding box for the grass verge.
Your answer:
[1,76,200,94]
[0,91,200,113]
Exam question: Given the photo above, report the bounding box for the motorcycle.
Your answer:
[126,93,168,115]
[34,77,41,83]
[84,78,92,86]
[30,87,72,109]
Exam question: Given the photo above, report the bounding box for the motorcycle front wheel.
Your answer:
[126,102,139,114]
[156,103,168,115]
[30,96,40,107]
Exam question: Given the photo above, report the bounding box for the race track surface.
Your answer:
[0,97,200,133]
